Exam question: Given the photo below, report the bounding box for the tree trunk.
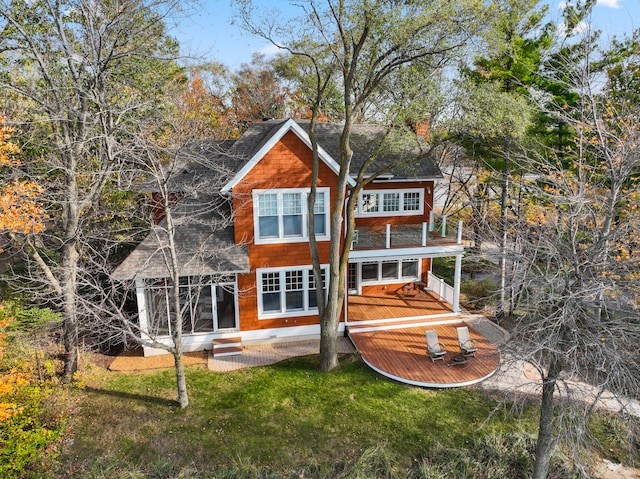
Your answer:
[62,221,80,381]
[173,348,189,408]
[532,358,563,479]
[497,166,509,321]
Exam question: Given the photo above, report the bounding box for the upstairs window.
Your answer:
[355,189,424,217]
[254,188,330,243]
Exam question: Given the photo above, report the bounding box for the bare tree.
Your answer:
[98,134,245,408]
[0,0,184,380]
[501,32,640,478]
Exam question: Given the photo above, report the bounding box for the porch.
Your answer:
[346,291,501,388]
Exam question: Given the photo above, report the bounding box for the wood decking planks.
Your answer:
[349,322,501,387]
[348,291,452,322]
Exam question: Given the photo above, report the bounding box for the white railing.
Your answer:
[427,272,455,305]
[351,218,463,250]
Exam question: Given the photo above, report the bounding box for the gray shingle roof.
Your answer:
[174,119,442,184]
[113,119,441,281]
[112,200,249,281]
[112,224,249,280]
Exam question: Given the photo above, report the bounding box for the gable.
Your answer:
[221,119,355,193]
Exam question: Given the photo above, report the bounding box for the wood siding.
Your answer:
[232,131,339,332]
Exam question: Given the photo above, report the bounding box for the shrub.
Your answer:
[0,302,66,478]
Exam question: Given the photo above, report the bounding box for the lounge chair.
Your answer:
[425,330,446,362]
[457,326,478,357]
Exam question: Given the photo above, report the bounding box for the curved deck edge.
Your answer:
[361,355,499,388]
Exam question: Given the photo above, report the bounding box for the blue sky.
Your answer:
[170,0,640,70]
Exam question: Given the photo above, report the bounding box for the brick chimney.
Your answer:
[407,117,431,142]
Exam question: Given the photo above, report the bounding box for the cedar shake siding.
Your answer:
[232,130,340,333]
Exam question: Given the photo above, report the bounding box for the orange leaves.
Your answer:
[0,116,47,235]
[0,180,47,235]
[0,315,25,422]
[0,117,20,167]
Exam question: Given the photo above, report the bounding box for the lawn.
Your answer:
[61,355,514,475]
[56,354,635,478]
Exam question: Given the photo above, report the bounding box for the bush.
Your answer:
[461,279,496,309]
[0,302,66,478]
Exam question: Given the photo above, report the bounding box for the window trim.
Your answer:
[253,188,331,244]
[257,265,328,319]
[355,188,424,217]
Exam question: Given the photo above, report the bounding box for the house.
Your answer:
[113,118,468,362]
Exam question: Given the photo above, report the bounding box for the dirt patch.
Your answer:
[592,459,640,478]
[108,349,207,371]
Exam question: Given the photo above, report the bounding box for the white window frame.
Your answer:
[355,188,424,217]
[359,258,421,284]
[257,265,328,319]
[253,188,331,244]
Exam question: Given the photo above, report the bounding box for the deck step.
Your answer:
[212,337,242,357]
[348,314,462,333]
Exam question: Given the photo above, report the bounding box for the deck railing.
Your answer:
[427,272,455,305]
[352,216,463,250]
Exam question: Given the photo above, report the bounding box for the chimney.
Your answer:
[407,117,431,142]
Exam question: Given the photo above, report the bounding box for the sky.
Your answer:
[170,0,640,70]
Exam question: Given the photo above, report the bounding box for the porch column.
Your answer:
[452,254,462,313]
[135,278,151,344]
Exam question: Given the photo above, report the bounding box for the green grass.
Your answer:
[56,355,638,478]
[59,355,528,477]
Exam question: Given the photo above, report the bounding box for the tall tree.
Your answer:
[453,0,552,319]
[229,53,291,131]
[507,28,640,479]
[0,0,182,381]
[237,0,485,371]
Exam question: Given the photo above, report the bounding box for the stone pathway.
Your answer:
[208,337,355,372]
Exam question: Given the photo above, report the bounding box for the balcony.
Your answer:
[351,215,463,251]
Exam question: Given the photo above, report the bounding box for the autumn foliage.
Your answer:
[0,116,46,235]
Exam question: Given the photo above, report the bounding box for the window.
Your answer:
[361,193,379,213]
[144,276,237,336]
[382,261,399,279]
[402,259,419,278]
[313,192,326,235]
[355,189,424,217]
[383,192,400,212]
[258,266,328,318]
[404,191,421,211]
[361,262,379,281]
[254,188,330,243]
[359,259,420,283]
[308,269,327,309]
[261,272,281,312]
[283,193,303,236]
[285,270,304,311]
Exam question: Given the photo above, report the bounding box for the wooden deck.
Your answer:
[346,293,501,388]
[349,323,500,387]
[347,290,454,323]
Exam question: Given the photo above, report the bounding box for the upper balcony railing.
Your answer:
[351,213,463,251]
